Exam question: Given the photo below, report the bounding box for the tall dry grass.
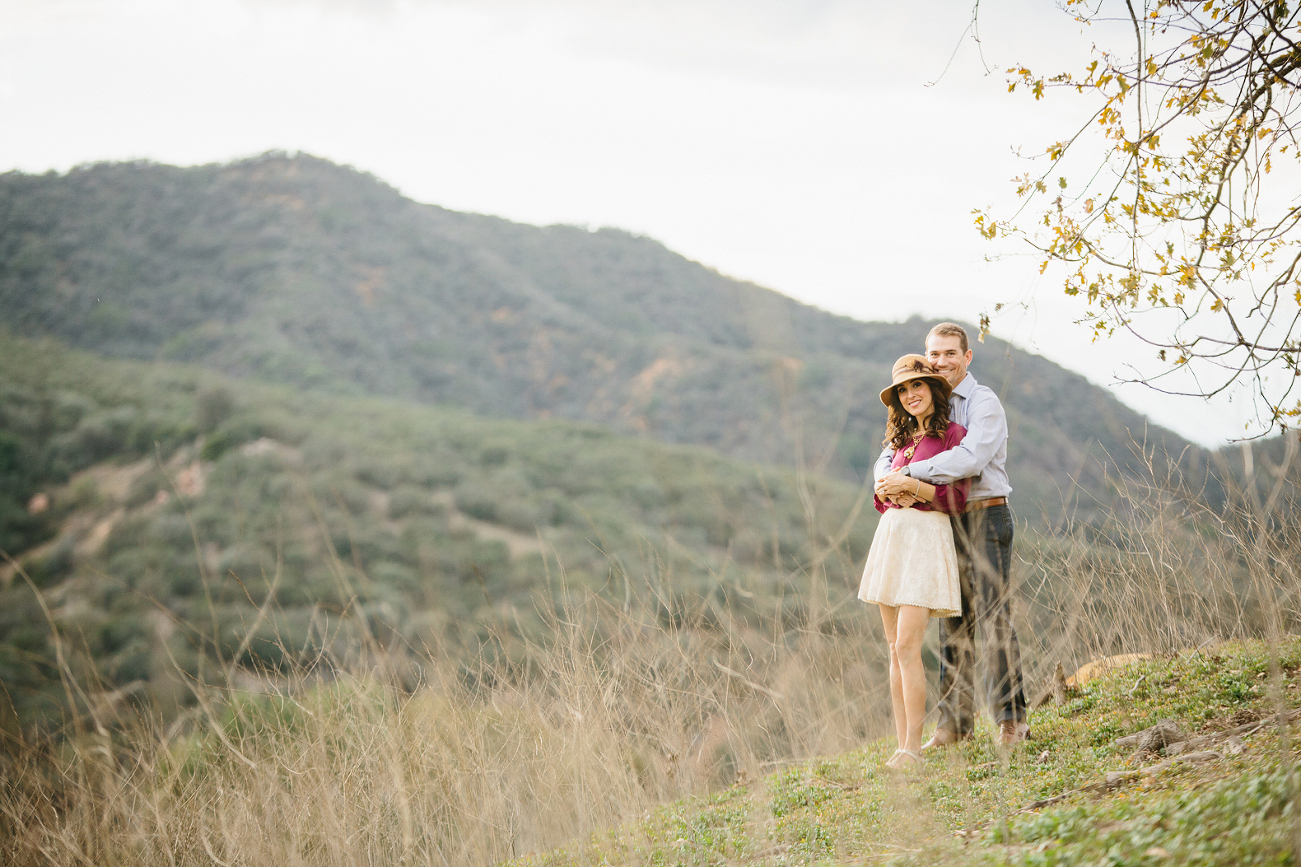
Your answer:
[1015,436,1301,687]
[0,540,898,866]
[2,436,1299,866]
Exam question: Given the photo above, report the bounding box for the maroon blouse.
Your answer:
[874,422,970,515]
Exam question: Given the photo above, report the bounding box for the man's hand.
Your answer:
[888,492,919,508]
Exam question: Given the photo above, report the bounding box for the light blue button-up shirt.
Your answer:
[873,372,1012,501]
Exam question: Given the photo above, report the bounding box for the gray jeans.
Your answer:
[936,503,1027,734]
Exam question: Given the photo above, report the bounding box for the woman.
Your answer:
[859,354,970,770]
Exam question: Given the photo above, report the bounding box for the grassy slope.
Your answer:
[515,639,1301,866]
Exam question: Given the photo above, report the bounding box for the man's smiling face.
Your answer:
[925,334,972,388]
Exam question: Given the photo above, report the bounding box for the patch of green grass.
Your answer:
[976,763,1298,867]
[517,786,759,867]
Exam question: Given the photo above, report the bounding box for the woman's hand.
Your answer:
[878,470,933,506]
[875,474,919,508]
[877,471,913,499]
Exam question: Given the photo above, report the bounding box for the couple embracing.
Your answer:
[861,322,1029,771]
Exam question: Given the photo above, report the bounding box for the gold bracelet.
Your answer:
[913,480,921,497]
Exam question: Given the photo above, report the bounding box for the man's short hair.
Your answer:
[926,322,969,354]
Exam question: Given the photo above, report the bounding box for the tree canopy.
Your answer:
[980,0,1301,435]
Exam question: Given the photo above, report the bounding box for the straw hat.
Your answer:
[878,354,952,407]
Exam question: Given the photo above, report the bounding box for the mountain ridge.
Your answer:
[0,152,1205,515]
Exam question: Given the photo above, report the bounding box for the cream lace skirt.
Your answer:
[858,507,961,618]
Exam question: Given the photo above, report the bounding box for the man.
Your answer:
[873,322,1029,747]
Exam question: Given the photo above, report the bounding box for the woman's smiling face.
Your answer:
[896,378,934,421]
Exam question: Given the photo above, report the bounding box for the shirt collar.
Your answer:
[952,372,977,400]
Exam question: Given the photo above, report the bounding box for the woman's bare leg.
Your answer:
[894,605,932,753]
[877,604,906,750]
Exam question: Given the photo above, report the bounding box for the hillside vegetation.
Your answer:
[0,334,876,734]
[0,154,1206,512]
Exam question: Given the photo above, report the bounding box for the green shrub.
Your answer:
[455,481,499,522]
[126,467,170,508]
[51,406,138,468]
[409,454,464,487]
[149,514,197,548]
[497,498,545,533]
[354,457,403,490]
[27,537,76,587]
[479,442,511,466]
[51,391,98,429]
[194,384,236,433]
[312,475,371,516]
[370,561,419,595]
[387,485,444,519]
[200,417,267,461]
[217,545,274,587]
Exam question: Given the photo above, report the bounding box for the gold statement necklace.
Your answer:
[902,429,925,460]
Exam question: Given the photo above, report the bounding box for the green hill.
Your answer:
[0,153,1207,515]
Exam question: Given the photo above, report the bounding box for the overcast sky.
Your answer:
[0,0,1267,446]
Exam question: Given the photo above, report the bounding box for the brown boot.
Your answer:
[922,729,969,751]
[997,720,1031,746]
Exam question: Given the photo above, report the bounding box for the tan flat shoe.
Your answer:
[885,748,923,771]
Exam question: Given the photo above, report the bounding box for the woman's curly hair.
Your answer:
[883,379,953,451]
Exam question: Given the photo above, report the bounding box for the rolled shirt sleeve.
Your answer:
[907,388,1008,488]
[872,448,895,483]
